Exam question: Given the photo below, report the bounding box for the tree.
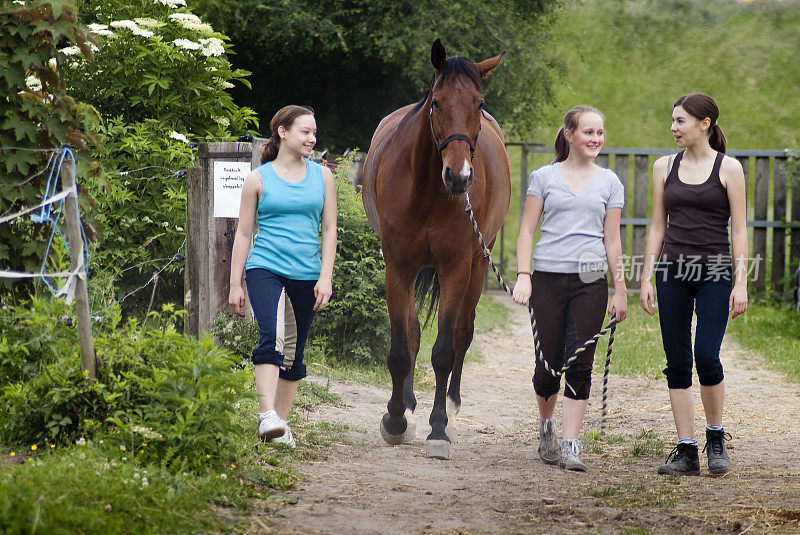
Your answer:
[191,0,563,149]
[0,0,98,294]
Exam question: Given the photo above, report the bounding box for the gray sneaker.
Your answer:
[703,428,731,474]
[560,439,587,471]
[271,425,297,448]
[538,419,560,465]
[658,442,700,475]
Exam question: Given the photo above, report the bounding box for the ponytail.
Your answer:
[261,134,280,163]
[553,126,569,163]
[708,124,727,153]
[674,93,726,153]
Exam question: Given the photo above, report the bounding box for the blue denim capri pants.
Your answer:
[245,268,317,381]
[655,262,732,389]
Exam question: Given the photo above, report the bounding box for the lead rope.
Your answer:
[464,192,617,433]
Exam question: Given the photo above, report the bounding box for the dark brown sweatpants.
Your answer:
[530,271,608,401]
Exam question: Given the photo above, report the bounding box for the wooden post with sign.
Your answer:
[185,141,265,337]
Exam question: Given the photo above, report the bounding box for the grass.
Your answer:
[585,479,679,509]
[726,297,800,382]
[0,378,344,534]
[526,0,800,151]
[594,295,666,380]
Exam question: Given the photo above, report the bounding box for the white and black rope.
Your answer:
[464,192,617,432]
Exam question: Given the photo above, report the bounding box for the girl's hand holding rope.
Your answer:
[608,290,628,323]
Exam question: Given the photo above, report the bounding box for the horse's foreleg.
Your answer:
[381,266,417,445]
[402,306,420,438]
[446,257,485,443]
[426,310,455,459]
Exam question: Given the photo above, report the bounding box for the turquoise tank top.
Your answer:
[245,159,325,280]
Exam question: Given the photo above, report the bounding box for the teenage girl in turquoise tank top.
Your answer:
[229,105,337,447]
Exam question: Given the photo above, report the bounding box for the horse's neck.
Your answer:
[408,106,441,194]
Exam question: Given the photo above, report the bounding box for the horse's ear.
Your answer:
[431,39,447,72]
[475,52,505,79]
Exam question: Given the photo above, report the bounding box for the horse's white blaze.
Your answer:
[459,159,471,181]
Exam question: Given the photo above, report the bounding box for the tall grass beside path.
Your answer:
[726,299,800,382]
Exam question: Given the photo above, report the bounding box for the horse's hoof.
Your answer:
[380,412,415,445]
[425,439,452,460]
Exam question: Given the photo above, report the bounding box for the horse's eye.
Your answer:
[432,99,440,110]
[478,101,485,110]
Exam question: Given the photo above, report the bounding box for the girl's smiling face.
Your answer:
[567,111,605,159]
[279,113,317,157]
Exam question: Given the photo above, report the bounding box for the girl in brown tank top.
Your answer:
[638,93,748,477]
[662,150,731,263]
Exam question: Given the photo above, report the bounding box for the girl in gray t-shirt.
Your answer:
[512,105,627,472]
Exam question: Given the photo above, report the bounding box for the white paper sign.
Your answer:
[213,161,250,218]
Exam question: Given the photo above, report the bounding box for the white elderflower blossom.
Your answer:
[135,18,163,28]
[168,13,201,24]
[91,29,115,36]
[25,75,42,92]
[155,0,186,7]
[59,46,81,56]
[110,20,139,31]
[200,37,224,57]
[88,23,109,31]
[131,27,154,38]
[213,116,230,127]
[169,131,189,143]
[173,38,200,50]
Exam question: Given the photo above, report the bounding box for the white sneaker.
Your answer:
[271,425,296,448]
[257,410,287,441]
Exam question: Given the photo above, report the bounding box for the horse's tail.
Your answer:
[414,267,439,329]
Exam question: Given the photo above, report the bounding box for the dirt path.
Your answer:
[253,293,800,534]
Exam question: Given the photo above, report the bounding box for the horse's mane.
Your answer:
[435,56,482,90]
[411,56,483,114]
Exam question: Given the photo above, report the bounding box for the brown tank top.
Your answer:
[662,150,731,263]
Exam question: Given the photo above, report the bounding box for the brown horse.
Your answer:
[362,39,510,459]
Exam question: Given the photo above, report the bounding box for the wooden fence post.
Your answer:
[185,141,268,337]
[632,155,649,281]
[60,153,96,379]
[753,157,769,290]
[772,158,787,293]
[614,155,630,258]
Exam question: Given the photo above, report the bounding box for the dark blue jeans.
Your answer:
[245,268,317,381]
[655,262,732,389]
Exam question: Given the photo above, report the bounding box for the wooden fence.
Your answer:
[504,144,800,293]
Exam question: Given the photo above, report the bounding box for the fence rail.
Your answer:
[505,144,799,293]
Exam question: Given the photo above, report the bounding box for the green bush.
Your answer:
[307,154,390,366]
[0,301,252,472]
[210,312,260,366]
[0,297,78,386]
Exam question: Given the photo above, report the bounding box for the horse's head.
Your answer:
[428,39,503,195]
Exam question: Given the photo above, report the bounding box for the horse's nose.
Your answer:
[443,163,473,194]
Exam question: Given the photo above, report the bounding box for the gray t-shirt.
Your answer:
[527,163,625,273]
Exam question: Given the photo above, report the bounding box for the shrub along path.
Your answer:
[251,292,800,534]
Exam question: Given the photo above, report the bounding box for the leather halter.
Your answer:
[429,104,480,159]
